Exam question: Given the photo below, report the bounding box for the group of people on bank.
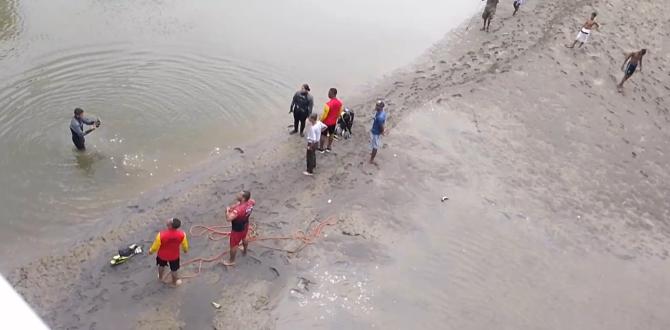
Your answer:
[289,84,387,175]
[143,86,385,286]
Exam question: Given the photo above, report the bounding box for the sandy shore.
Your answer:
[8,0,670,328]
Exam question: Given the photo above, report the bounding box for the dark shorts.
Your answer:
[156,256,180,272]
[322,124,337,136]
[625,63,638,77]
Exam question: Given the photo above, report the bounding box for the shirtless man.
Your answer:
[481,0,499,32]
[617,49,647,92]
[566,12,600,48]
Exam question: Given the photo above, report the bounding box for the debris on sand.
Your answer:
[441,196,449,202]
[342,230,365,239]
[269,267,280,279]
[297,276,313,291]
[233,147,244,154]
[211,302,221,309]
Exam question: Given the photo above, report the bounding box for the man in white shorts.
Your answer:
[566,12,600,48]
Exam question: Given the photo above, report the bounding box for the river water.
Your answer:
[0,0,479,267]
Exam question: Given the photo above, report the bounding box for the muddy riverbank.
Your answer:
[8,0,670,328]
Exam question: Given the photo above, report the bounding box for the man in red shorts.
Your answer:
[149,218,189,287]
[319,88,343,153]
[223,190,255,266]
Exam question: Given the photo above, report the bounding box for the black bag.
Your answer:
[118,247,133,257]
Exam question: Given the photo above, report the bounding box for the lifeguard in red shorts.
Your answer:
[223,190,255,266]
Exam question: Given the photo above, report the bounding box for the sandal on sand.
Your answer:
[222,260,236,266]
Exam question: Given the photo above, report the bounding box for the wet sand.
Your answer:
[8,0,670,328]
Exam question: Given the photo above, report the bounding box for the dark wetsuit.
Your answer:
[483,0,499,19]
[70,116,96,150]
[290,91,314,135]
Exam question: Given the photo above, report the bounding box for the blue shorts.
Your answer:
[370,133,383,150]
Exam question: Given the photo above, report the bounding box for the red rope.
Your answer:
[179,217,337,278]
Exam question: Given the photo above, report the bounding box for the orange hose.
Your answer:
[180,217,337,278]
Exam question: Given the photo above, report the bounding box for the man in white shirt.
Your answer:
[304,113,327,176]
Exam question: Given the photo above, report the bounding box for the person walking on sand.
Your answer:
[149,218,189,287]
[319,88,344,153]
[369,100,387,166]
[512,0,525,16]
[69,108,101,151]
[223,190,255,266]
[481,0,499,32]
[617,49,647,92]
[304,113,327,176]
[289,83,314,137]
[566,12,600,49]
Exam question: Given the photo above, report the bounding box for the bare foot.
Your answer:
[168,279,183,288]
[369,160,379,167]
[565,44,574,49]
[617,85,623,93]
[222,260,236,266]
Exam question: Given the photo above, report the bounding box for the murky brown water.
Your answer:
[0,0,478,264]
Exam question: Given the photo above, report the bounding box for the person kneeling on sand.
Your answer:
[149,218,189,287]
[304,113,327,176]
[481,0,499,32]
[223,190,255,266]
[566,12,600,49]
[369,100,387,166]
[617,49,647,93]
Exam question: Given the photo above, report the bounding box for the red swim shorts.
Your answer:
[229,225,249,249]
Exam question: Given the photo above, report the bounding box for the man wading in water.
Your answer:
[223,191,255,266]
[289,83,314,137]
[617,49,647,93]
[481,0,499,32]
[566,12,600,49]
[69,108,100,151]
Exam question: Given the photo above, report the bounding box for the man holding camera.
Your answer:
[69,107,100,151]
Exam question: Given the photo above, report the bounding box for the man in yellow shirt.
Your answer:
[149,218,189,287]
